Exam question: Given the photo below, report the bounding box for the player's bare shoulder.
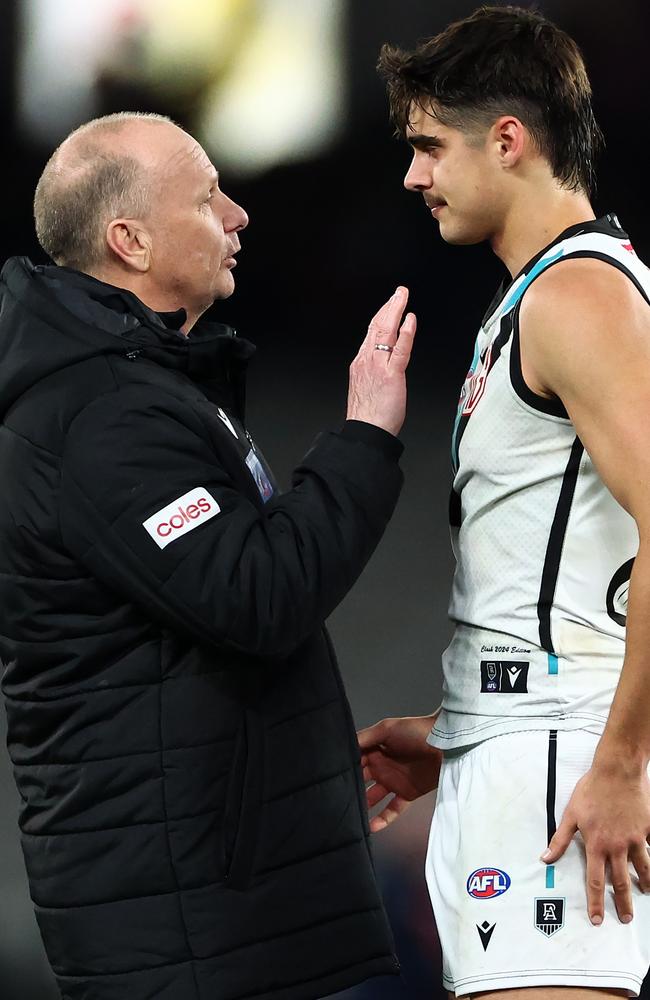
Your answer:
[519,256,650,400]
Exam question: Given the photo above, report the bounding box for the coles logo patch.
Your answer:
[143,488,220,550]
[467,868,511,900]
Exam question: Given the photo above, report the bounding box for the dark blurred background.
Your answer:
[1,1,649,997]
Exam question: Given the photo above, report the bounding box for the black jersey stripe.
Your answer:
[509,249,649,417]
[449,486,461,529]
[546,730,558,844]
[537,437,584,653]
[510,307,569,418]
[558,251,650,307]
[480,276,508,328]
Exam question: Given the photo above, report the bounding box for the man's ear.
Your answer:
[492,115,526,169]
[105,219,152,272]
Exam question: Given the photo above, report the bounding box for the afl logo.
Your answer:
[467,868,511,899]
[606,558,634,627]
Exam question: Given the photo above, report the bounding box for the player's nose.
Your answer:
[403,155,432,192]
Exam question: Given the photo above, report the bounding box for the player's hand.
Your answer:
[541,759,650,924]
[347,286,417,437]
[357,714,441,832]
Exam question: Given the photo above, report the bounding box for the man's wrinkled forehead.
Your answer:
[189,140,215,175]
[162,134,216,182]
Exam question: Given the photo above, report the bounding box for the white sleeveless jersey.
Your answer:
[430,215,650,750]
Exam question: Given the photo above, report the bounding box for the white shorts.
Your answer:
[425,729,650,996]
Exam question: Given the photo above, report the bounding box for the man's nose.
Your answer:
[404,155,432,193]
[226,197,249,232]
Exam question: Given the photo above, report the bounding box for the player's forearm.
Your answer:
[596,538,650,771]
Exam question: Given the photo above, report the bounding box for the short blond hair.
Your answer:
[34,112,174,270]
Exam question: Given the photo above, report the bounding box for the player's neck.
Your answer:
[491,187,596,278]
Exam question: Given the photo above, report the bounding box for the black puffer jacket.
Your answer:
[0,258,403,1000]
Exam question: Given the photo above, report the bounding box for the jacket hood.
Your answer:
[0,257,255,419]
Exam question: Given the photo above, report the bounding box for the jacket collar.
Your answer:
[0,257,256,419]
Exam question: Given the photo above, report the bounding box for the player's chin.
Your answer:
[438,214,488,246]
[439,223,485,247]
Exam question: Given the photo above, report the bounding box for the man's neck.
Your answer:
[87,268,198,335]
[491,186,596,278]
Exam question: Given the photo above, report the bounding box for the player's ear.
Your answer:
[493,115,525,168]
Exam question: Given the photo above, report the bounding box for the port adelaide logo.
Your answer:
[467,868,511,899]
[535,898,565,937]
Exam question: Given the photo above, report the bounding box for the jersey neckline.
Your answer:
[481,213,628,329]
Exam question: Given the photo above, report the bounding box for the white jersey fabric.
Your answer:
[430,215,650,749]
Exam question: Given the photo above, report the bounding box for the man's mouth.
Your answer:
[426,199,447,216]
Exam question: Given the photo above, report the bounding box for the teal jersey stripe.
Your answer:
[451,248,565,474]
[501,248,565,313]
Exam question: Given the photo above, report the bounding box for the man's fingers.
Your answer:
[365,286,409,351]
[359,289,399,350]
[585,850,606,925]
[609,853,634,923]
[631,841,650,893]
[366,781,389,809]
[373,286,408,342]
[369,794,412,833]
[355,296,393,356]
[541,815,577,864]
[358,721,387,750]
[390,313,417,371]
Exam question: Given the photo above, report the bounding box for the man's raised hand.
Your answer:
[347,286,417,437]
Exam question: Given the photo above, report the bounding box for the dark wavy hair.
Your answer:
[378,5,603,194]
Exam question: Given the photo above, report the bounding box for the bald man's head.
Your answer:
[33,112,174,270]
[33,111,248,329]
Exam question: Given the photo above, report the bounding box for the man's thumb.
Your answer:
[357,720,388,750]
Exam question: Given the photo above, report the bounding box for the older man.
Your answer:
[0,112,416,1000]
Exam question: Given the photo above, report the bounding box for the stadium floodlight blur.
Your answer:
[18,0,345,176]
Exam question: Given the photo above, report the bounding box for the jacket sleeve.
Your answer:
[59,387,404,658]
